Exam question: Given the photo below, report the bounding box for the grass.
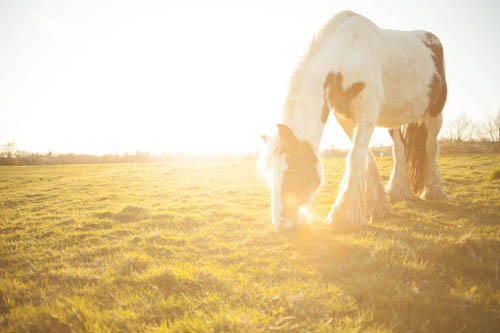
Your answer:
[1,154,500,332]
[489,169,500,182]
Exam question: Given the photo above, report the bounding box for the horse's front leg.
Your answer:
[327,97,379,225]
[365,149,390,217]
[334,113,389,219]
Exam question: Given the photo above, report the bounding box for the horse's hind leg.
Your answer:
[334,113,389,218]
[386,127,414,202]
[401,112,448,200]
[420,113,448,200]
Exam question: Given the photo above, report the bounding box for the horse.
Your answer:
[260,10,448,229]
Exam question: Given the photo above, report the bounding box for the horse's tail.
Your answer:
[400,121,428,195]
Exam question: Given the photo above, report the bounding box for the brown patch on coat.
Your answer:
[401,122,427,194]
[321,102,330,124]
[322,72,365,121]
[422,32,447,117]
[388,128,396,140]
[277,124,320,221]
[388,127,405,143]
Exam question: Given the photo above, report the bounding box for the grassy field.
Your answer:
[1,154,500,332]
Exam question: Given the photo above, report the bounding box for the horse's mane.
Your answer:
[283,10,359,117]
[257,134,279,179]
[261,11,359,176]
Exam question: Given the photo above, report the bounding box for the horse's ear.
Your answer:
[260,135,269,143]
[276,124,297,150]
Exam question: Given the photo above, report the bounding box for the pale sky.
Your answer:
[0,0,499,154]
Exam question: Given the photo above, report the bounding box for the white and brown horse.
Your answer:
[260,11,448,228]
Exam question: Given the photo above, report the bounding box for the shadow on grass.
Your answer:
[287,204,500,331]
[95,206,148,223]
[405,199,500,226]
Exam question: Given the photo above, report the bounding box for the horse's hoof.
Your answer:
[366,199,390,218]
[386,184,414,203]
[420,186,449,200]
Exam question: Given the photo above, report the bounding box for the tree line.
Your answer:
[1,110,499,166]
[441,109,500,143]
[0,147,253,166]
[437,109,500,154]
[0,147,154,166]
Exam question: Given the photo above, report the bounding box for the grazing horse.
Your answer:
[260,11,448,228]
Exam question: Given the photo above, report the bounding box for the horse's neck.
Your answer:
[282,60,326,151]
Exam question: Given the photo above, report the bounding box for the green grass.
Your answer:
[489,169,500,182]
[1,154,500,332]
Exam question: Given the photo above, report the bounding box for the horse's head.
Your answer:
[260,124,322,229]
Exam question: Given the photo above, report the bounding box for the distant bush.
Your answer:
[439,140,500,154]
[488,169,500,182]
[0,151,254,166]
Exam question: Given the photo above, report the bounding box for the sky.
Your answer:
[0,0,499,154]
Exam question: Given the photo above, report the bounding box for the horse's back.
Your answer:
[329,17,444,127]
[316,13,384,86]
[376,29,441,127]
[303,12,446,128]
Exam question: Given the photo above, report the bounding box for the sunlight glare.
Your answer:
[283,193,298,209]
[299,205,312,223]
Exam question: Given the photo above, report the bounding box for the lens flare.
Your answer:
[299,206,311,221]
[283,192,298,208]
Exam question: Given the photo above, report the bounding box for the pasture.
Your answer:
[1,154,500,331]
